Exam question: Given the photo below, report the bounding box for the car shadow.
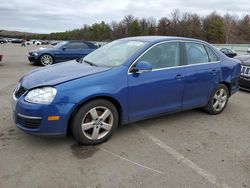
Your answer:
[28,63,42,67]
[3,108,222,160]
[121,108,205,128]
[239,89,250,93]
[10,109,202,147]
[0,63,6,67]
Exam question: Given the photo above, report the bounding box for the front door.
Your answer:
[128,42,185,121]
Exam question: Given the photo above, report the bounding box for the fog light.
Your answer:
[48,116,60,121]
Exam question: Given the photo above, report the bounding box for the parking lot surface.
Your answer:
[0,43,250,188]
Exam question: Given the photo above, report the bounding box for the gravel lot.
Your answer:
[0,43,250,188]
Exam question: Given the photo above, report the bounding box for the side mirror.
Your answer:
[130,61,152,74]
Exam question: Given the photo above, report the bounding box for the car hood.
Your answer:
[20,60,111,89]
[235,55,250,66]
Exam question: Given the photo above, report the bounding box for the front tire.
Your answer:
[72,99,119,145]
[204,84,229,115]
[40,54,53,66]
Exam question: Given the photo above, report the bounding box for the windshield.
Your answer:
[83,40,148,67]
[53,41,68,49]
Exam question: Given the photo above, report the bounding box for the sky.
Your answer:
[0,0,249,33]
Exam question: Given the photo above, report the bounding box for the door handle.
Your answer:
[176,74,184,80]
[210,69,217,75]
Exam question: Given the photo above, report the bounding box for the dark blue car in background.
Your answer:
[13,36,241,145]
[28,40,97,66]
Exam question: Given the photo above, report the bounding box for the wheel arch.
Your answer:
[206,81,231,107]
[66,96,123,135]
[220,81,231,96]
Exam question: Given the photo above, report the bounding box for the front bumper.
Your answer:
[28,56,40,63]
[13,96,75,136]
[239,76,250,91]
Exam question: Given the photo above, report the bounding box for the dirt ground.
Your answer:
[0,43,250,188]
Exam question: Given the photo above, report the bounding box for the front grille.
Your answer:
[14,85,27,99]
[241,65,250,77]
[16,114,41,129]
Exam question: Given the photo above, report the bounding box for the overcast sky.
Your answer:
[0,0,249,33]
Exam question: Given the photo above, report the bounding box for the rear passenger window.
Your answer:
[185,43,209,64]
[205,46,218,62]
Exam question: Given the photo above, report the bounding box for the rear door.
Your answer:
[182,42,221,109]
[128,42,185,121]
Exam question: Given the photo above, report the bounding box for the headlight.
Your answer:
[33,52,38,56]
[25,87,57,104]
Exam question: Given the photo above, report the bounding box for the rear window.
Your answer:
[185,43,209,65]
[185,43,219,64]
[205,46,218,62]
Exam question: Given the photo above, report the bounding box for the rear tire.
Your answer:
[204,84,229,115]
[71,99,119,145]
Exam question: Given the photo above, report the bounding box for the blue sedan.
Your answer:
[28,40,97,66]
[13,36,241,144]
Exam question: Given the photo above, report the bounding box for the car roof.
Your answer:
[120,36,207,44]
[66,40,87,43]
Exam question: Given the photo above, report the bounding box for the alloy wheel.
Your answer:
[41,55,53,66]
[213,88,227,111]
[81,106,113,140]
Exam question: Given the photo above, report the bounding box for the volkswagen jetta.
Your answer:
[13,36,241,144]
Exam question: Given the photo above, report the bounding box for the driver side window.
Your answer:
[137,42,180,69]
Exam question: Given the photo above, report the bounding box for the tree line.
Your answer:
[31,10,250,44]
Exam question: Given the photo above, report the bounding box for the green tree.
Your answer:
[110,21,126,39]
[28,11,250,43]
[203,12,225,43]
[157,17,171,35]
[128,20,142,36]
[89,21,111,41]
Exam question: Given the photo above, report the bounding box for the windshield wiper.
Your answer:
[83,60,98,67]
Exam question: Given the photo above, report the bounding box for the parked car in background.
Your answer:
[41,40,50,45]
[28,40,97,66]
[0,53,2,62]
[13,36,241,144]
[23,40,41,45]
[25,41,32,45]
[11,39,23,44]
[0,38,7,44]
[34,40,42,45]
[236,55,250,91]
[6,38,12,42]
[50,40,60,46]
[247,47,250,55]
[219,48,237,58]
